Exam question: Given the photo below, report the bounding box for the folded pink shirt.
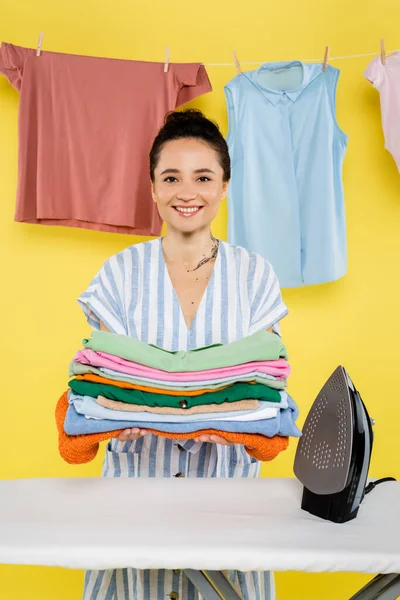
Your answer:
[73,349,290,381]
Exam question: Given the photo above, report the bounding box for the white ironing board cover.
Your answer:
[0,477,399,574]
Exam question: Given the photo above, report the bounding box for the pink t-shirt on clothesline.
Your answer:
[0,42,212,234]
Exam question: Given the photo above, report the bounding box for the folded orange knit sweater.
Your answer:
[56,392,289,465]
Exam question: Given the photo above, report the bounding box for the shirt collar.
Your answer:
[247,61,323,106]
[179,439,204,454]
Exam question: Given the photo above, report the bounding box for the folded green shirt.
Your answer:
[68,379,281,409]
[82,329,288,373]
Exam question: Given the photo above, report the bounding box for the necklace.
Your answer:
[186,236,219,272]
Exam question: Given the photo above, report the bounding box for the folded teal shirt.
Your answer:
[81,329,288,372]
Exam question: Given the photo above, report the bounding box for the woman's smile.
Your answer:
[173,205,204,217]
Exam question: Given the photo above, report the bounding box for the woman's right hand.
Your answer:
[116,428,148,442]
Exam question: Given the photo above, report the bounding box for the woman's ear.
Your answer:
[151,182,157,203]
[220,180,229,200]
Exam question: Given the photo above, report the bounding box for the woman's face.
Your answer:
[151,138,229,233]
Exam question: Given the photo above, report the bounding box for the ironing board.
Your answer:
[0,477,399,600]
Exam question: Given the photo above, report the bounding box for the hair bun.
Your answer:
[165,108,214,126]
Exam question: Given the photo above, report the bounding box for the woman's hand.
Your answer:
[193,434,233,446]
[116,428,148,442]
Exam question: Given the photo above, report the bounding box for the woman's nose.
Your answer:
[176,187,198,202]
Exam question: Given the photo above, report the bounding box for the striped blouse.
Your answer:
[78,237,288,600]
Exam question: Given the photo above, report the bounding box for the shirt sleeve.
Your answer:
[363,57,384,89]
[248,255,288,336]
[77,253,127,335]
[173,64,212,107]
[0,42,30,91]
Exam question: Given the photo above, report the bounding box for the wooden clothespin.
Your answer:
[323,46,330,72]
[36,31,44,57]
[380,39,386,65]
[232,51,242,75]
[164,47,170,73]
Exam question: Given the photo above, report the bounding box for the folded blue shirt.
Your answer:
[64,395,301,438]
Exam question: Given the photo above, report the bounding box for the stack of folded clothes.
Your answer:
[56,329,301,464]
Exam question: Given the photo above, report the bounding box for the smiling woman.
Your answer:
[78,109,288,600]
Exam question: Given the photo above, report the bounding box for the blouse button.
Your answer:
[179,399,188,409]
[174,472,185,478]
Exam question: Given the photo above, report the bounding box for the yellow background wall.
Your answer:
[1,1,400,598]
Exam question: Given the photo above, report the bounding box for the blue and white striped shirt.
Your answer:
[78,237,288,600]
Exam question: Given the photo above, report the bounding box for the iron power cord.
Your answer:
[365,477,397,495]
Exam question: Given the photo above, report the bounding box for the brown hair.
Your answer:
[149,109,231,182]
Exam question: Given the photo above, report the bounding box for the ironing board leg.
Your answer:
[348,573,400,600]
[184,570,245,600]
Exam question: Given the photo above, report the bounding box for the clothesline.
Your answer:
[204,49,400,66]
[33,32,397,66]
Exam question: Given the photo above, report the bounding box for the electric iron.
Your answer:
[294,366,375,523]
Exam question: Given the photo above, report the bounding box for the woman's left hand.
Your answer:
[193,434,233,445]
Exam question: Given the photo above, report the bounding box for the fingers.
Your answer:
[116,428,148,442]
[193,434,233,446]
[210,435,233,446]
[194,435,217,443]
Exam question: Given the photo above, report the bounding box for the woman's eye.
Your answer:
[164,176,178,183]
[198,176,211,182]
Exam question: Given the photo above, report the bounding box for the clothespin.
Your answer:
[36,31,43,57]
[232,51,242,75]
[323,46,330,72]
[164,47,170,73]
[380,39,386,65]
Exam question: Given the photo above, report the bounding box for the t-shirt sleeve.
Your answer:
[248,256,288,336]
[174,64,212,107]
[0,42,30,91]
[363,57,384,89]
[77,254,127,335]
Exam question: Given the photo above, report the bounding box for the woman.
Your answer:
[78,109,288,600]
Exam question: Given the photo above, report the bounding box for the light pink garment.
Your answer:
[0,43,211,234]
[74,349,290,380]
[364,53,400,170]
